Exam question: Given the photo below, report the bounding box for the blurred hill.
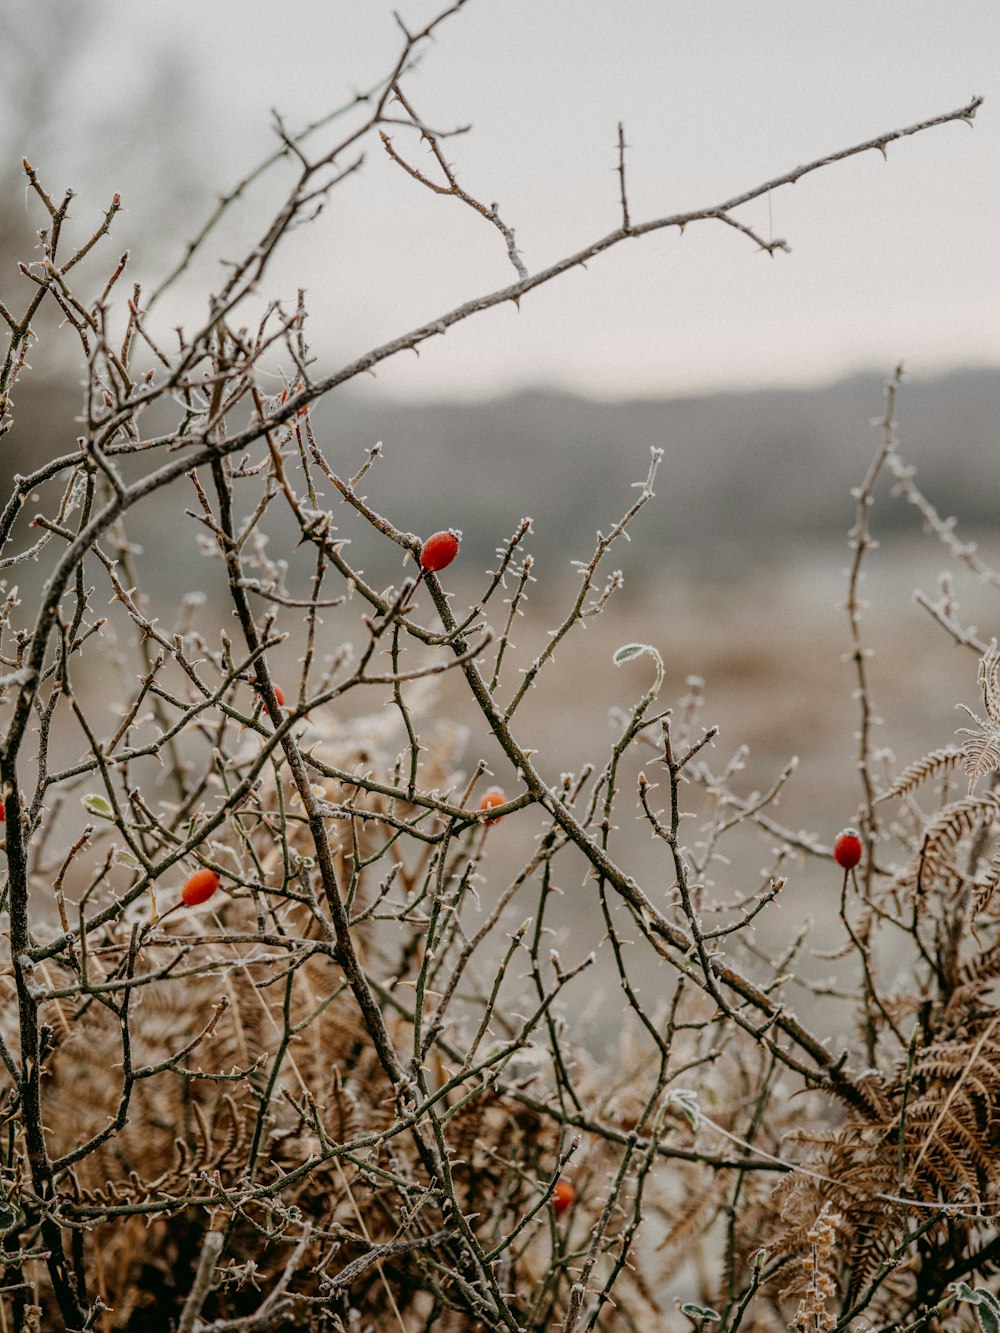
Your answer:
[329,367,999,570]
[3,365,997,588]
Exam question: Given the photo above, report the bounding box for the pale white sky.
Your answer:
[7,1,999,400]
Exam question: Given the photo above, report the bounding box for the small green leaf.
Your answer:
[0,1202,17,1234]
[953,1283,998,1308]
[114,848,141,870]
[666,1087,701,1130]
[613,641,659,668]
[613,642,664,694]
[953,1284,1000,1333]
[681,1303,720,1322]
[82,794,114,820]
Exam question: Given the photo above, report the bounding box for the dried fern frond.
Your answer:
[894,792,1000,896]
[979,639,1000,726]
[957,706,1000,794]
[955,640,1000,793]
[769,1017,1000,1325]
[970,848,1000,925]
[875,746,963,804]
[957,939,1000,994]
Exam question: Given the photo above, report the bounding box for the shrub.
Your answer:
[0,9,994,1330]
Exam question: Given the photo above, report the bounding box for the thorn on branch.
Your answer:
[616,121,631,232]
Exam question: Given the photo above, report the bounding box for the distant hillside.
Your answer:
[322,366,1000,571]
[4,367,998,585]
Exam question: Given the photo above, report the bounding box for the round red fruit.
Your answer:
[833,829,863,870]
[419,530,461,573]
[478,787,506,825]
[182,868,220,907]
[263,685,285,716]
[551,1180,575,1214]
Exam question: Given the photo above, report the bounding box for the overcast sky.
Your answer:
[6,1,999,401]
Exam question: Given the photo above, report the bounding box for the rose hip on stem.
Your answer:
[478,786,506,825]
[263,684,284,717]
[834,828,863,871]
[412,529,461,590]
[551,1180,575,1215]
[182,868,220,907]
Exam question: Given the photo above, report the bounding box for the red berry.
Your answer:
[263,685,285,716]
[182,868,220,907]
[833,828,863,870]
[419,530,461,573]
[0,805,5,823]
[551,1180,575,1214]
[478,787,506,825]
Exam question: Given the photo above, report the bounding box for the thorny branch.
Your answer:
[0,9,994,1329]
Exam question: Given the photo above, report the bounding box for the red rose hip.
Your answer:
[833,828,863,870]
[182,868,220,907]
[263,685,284,716]
[478,786,506,825]
[418,530,461,573]
[551,1180,575,1214]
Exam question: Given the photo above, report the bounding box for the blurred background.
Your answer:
[2,0,999,1030]
[4,1,999,397]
